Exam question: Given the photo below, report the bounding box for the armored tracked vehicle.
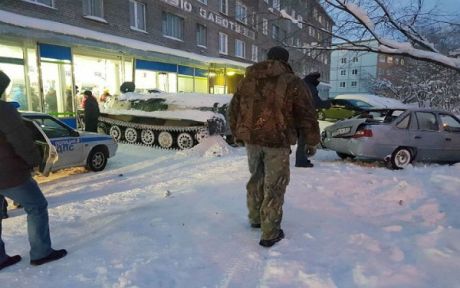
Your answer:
[97,84,231,150]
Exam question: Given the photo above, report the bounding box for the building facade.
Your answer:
[329,40,407,98]
[0,0,331,123]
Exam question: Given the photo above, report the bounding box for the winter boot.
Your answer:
[0,255,21,270]
[259,229,285,247]
[30,249,67,266]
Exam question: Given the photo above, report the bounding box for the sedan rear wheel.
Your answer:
[390,147,413,169]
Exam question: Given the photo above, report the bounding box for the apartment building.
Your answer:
[0,0,332,123]
[329,40,407,98]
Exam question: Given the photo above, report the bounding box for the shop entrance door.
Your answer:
[41,62,73,116]
[38,43,76,127]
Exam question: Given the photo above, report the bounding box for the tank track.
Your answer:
[97,116,210,150]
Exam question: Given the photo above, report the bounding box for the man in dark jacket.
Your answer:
[295,72,329,168]
[229,47,320,247]
[0,71,67,270]
[83,90,100,132]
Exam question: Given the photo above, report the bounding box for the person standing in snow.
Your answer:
[82,90,100,133]
[295,72,329,168]
[0,71,67,270]
[228,47,320,247]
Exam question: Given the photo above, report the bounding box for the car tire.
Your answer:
[87,147,108,172]
[317,111,326,121]
[390,147,413,169]
[336,152,355,160]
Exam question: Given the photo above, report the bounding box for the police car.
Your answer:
[21,112,118,175]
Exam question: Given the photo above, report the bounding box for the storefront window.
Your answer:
[178,75,193,92]
[41,61,73,115]
[124,60,133,82]
[74,54,122,106]
[27,48,41,112]
[135,70,158,92]
[0,43,28,109]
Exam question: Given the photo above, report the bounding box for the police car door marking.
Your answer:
[51,138,81,153]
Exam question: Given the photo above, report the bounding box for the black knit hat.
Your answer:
[83,90,93,97]
[0,70,11,98]
[267,46,289,62]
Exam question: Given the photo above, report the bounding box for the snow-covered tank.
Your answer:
[97,86,231,150]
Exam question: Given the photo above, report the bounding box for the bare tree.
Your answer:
[278,0,460,72]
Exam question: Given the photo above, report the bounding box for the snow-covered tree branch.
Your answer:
[278,0,460,72]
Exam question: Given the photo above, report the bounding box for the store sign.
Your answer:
[161,0,255,40]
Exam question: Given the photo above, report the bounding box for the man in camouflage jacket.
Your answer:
[228,46,320,247]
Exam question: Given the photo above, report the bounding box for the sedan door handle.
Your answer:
[414,136,422,139]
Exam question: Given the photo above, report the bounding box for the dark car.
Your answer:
[317,99,374,121]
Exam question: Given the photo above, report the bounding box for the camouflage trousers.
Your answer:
[245,144,290,240]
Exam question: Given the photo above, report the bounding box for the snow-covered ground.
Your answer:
[2,134,460,287]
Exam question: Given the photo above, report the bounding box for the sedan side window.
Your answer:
[415,112,438,131]
[440,114,460,132]
[32,117,72,138]
[396,115,410,129]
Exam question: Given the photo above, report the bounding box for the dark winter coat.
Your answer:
[0,101,41,189]
[228,60,320,148]
[303,74,330,110]
[84,95,100,132]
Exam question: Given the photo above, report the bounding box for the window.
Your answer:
[219,0,228,14]
[440,114,460,132]
[129,0,146,31]
[396,115,410,129]
[272,25,279,40]
[339,82,346,88]
[341,57,347,64]
[352,69,358,75]
[197,0,207,4]
[235,2,247,24]
[219,32,228,54]
[352,57,359,62]
[83,0,104,18]
[351,81,357,87]
[340,70,346,76]
[23,0,53,7]
[387,56,393,64]
[235,39,246,58]
[30,117,72,138]
[273,0,280,10]
[162,12,184,40]
[379,55,386,63]
[262,18,268,35]
[416,112,438,131]
[196,24,207,47]
[251,45,258,62]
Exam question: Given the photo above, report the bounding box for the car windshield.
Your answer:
[346,99,373,108]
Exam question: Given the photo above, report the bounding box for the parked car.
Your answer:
[317,99,374,121]
[22,112,118,174]
[321,108,460,169]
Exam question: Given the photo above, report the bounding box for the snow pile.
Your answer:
[100,107,225,122]
[119,92,232,108]
[177,136,233,158]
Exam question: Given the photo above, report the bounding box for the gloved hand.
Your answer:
[305,145,317,157]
